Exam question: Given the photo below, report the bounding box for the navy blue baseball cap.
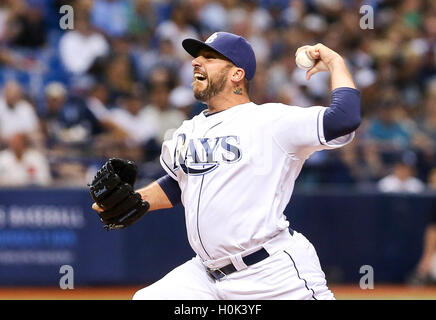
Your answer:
[182,32,257,81]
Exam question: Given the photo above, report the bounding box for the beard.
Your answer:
[192,66,230,102]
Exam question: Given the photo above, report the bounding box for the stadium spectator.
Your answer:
[197,0,228,34]
[0,0,12,42]
[168,85,196,119]
[155,1,198,60]
[102,91,157,149]
[85,82,112,122]
[413,80,436,151]
[336,141,385,186]
[50,158,89,187]
[103,52,136,102]
[59,10,109,75]
[90,0,130,37]
[0,47,34,71]
[143,83,185,144]
[0,80,40,142]
[377,159,426,193]
[127,0,157,41]
[367,99,414,151]
[6,0,46,48]
[134,37,181,84]
[411,82,436,182]
[0,133,52,186]
[39,81,103,146]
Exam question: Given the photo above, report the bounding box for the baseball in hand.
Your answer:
[295,50,315,70]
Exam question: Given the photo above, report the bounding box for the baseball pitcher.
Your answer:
[90,32,361,300]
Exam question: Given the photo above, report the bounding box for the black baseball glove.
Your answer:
[89,158,150,230]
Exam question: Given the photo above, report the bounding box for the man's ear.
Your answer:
[231,67,245,84]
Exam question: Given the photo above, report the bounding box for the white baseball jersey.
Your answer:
[160,102,354,263]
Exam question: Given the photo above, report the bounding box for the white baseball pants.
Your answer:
[132,230,334,300]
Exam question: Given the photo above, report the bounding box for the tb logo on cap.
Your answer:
[205,32,219,44]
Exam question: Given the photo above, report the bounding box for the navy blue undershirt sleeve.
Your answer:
[323,87,361,142]
[157,175,182,207]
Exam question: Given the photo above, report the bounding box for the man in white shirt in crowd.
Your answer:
[0,133,52,187]
[0,80,40,142]
[106,92,157,147]
[378,159,426,193]
[59,12,109,75]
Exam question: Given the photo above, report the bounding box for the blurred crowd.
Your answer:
[0,0,435,191]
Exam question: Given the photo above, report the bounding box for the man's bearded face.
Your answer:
[192,65,231,102]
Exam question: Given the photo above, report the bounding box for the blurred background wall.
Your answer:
[0,188,433,286]
[0,0,435,288]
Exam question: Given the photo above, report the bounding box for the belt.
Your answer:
[206,248,270,281]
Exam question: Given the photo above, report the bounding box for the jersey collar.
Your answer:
[201,102,252,119]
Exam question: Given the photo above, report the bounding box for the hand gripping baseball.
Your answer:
[295,43,344,80]
[89,158,150,230]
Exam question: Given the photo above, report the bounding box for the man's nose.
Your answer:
[191,56,204,68]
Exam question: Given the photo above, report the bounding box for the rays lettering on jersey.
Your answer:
[173,133,241,175]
